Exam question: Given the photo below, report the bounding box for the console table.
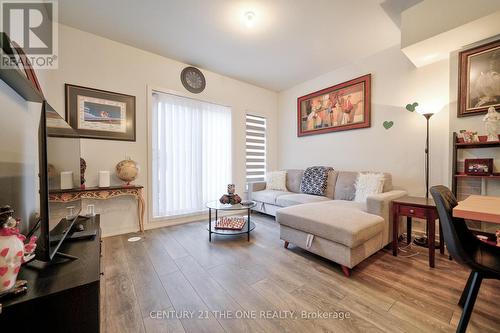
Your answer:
[49,185,145,232]
[0,216,102,333]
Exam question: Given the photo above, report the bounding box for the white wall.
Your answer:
[38,25,278,236]
[277,45,450,195]
[401,0,500,48]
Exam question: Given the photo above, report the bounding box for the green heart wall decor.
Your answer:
[383,121,394,130]
[405,102,418,112]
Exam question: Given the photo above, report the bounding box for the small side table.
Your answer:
[391,196,444,268]
[206,201,257,242]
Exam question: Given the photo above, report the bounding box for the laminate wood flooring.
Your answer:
[101,213,500,333]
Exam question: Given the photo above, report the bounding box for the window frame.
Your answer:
[147,86,232,225]
[245,114,267,185]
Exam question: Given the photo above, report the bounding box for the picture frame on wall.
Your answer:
[1,32,44,97]
[464,158,494,176]
[458,39,500,117]
[65,84,136,141]
[297,74,371,137]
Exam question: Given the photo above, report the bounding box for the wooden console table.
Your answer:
[49,185,145,232]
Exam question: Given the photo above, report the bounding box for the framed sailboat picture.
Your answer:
[65,84,136,141]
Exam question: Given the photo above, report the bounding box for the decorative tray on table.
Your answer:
[215,216,247,230]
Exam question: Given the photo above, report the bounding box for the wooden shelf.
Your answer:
[456,141,500,149]
[0,48,44,103]
[49,184,144,194]
[454,174,500,179]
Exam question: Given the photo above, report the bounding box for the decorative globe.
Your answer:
[116,159,139,185]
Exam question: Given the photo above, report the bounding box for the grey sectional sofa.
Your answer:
[248,169,406,276]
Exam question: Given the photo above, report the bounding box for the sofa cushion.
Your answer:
[300,166,333,196]
[334,171,393,200]
[334,171,357,200]
[251,190,288,205]
[324,169,338,199]
[276,201,383,248]
[276,193,330,207]
[320,199,367,211]
[354,172,384,202]
[382,173,393,192]
[266,171,287,191]
[285,169,304,193]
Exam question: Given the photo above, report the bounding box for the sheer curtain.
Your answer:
[152,92,232,218]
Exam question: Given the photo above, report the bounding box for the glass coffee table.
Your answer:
[206,201,256,242]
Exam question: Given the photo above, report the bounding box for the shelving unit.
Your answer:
[452,132,500,196]
[454,174,500,179]
[456,140,500,149]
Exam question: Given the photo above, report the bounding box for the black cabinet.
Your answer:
[0,215,102,332]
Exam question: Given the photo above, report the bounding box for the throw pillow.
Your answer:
[354,172,385,202]
[266,171,287,191]
[300,166,333,196]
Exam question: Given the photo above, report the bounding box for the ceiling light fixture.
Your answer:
[243,11,256,28]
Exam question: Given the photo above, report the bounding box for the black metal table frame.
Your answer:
[208,207,252,242]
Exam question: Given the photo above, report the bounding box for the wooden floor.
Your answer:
[101,213,500,333]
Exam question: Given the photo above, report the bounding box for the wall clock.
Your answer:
[180,66,206,93]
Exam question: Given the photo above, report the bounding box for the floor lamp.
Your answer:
[414,112,439,248]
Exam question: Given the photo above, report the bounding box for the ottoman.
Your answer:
[276,201,385,277]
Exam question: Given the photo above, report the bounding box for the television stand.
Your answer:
[0,215,101,332]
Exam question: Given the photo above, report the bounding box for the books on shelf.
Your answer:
[215,216,246,230]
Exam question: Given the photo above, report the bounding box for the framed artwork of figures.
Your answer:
[65,84,136,141]
[458,39,500,117]
[297,74,371,137]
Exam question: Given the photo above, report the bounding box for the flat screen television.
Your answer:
[0,99,81,261]
[0,83,40,237]
[36,102,82,261]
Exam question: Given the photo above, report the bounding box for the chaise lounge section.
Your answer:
[248,169,406,276]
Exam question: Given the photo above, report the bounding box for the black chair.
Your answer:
[430,186,500,333]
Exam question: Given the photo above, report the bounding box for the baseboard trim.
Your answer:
[101,210,242,237]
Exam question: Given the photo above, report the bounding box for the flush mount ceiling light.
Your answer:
[243,11,256,28]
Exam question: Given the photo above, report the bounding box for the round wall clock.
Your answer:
[180,66,206,93]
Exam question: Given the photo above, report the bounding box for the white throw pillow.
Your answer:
[266,171,287,191]
[354,173,385,202]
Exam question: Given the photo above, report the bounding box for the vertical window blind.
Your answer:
[245,114,267,183]
[152,92,232,218]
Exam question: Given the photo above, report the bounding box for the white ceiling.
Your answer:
[58,0,404,91]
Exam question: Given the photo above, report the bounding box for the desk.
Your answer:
[49,185,145,232]
[453,195,500,224]
[392,196,444,268]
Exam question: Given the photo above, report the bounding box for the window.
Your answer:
[245,114,266,183]
[151,92,231,218]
